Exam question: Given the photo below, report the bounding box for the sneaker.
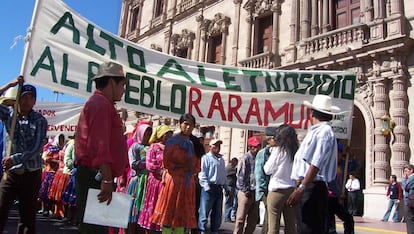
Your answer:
[381,219,387,222]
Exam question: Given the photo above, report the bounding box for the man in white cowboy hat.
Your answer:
[74,61,128,234]
[287,94,341,234]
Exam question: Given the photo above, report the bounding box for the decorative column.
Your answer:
[373,0,386,19]
[119,0,130,38]
[195,14,204,61]
[166,0,177,20]
[289,0,298,45]
[231,0,242,66]
[284,0,298,63]
[390,56,409,179]
[271,1,282,67]
[390,0,403,15]
[300,0,311,39]
[245,12,253,58]
[220,20,229,65]
[372,59,390,184]
[199,20,210,62]
[311,0,318,36]
[164,24,172,54]
[363,0,373,22]
[322,0,330,32]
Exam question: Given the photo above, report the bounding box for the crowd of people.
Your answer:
[1,62,413,234]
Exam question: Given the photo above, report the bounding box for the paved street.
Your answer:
[4,204,78,234]
[4,204,407,234]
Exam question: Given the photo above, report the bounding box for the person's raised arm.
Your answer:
[0,76,23,95]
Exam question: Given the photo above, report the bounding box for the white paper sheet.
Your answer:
[83,188,133,228]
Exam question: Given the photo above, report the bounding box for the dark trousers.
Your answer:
[0,169,41,234]
[347,191,358,215]
[76,165,111,234]
[328,196,354,234]
[406,205,414,234]
[297,181,329,234]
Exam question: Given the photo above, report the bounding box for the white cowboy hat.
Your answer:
[0,87,18,104]
[303,94,341,115]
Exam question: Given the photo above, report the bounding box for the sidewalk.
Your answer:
[343,216,406,234]
[219,216,407,234]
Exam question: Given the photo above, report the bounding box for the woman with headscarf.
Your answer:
[48,135,72,219]
[126,123,152,234]
[138,124,173,233]
[38,133,65,217]
[151,113,201,234]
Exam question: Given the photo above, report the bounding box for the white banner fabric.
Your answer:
[22,0,356,139]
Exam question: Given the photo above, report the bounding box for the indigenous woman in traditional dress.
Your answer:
[127,123,152,234]
[61,136,77,225]
[48,135,71,219]
[151,113,201,234]
[138,124,173,233]
[38,134,65,217]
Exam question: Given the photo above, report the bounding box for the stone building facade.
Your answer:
[118,0,414,219]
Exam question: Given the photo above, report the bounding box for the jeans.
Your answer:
[224,186,237,221]
[382,199,400,222]
[198,185,223,232]
[0,169,41,234]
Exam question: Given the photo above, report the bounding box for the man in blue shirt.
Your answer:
[198,138,229,234]
[0,81,48,234]
[287,95,340,234]
[198,139,230,233]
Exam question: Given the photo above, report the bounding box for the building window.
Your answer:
[207,35,222,64]
[130,6,140,32]
[154,0,164,17]
[335,0,360,29]
[254,15,272,55]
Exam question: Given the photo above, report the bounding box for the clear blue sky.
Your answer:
[0,0,122,103]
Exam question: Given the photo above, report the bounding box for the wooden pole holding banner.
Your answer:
[340,142,351,205]
[2,81,22,181]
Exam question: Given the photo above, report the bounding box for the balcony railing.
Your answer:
[178,0,200,14]
[239,51,274,69]
[302,23,369,58]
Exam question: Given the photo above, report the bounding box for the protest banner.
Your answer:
[34,102,83,137]
[22,0,355,138]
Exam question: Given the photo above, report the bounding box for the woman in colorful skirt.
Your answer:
[38,133,65,217]
[151,113,201,234]
[138,124,173,233]
[126,123,152,234]
[60,136,77,224]
[48,137,72,219]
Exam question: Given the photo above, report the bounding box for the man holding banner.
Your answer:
[0,79,48,234]
[287,94,340,234]
[74,61,128,233]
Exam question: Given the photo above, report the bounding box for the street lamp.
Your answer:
[380,114,395,136]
